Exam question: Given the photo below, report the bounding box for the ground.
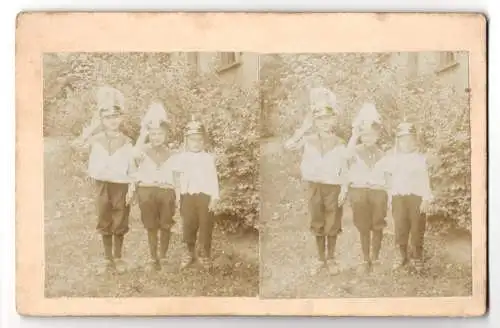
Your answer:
[260,137,473,298]
[44,135,472,299]
[44,136,259,298]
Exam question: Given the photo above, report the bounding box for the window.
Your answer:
[440,52,455,66]
[374,52,391,63]
[187,52,198,67]
[221,52,236,66]
[436,51,458,73]
[218,52,242,72]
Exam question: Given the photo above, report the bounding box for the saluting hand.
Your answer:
[70,138,84,149]
[352,125,362,140]
[284,137,299,150]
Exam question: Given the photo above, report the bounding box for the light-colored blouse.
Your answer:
[169,151,220,200]
[378,151,434,201]
[346,144,387,189]
[131,145,175,188]
[299,135,348,185]
[86,133,134,183]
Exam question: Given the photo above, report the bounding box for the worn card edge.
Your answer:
[15,12,487,317]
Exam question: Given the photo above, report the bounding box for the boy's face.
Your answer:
[314,115,335,134]
[186,134,205,152]
[149,127,166,147]
[101,112,122,132]
[398,134,416,153]
[361,130,379,146]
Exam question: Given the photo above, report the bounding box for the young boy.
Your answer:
[284,87,348,275]
[169,118,220,270]
[379,122,433,273]
[131,103,177,272]
[72,86,136,274]
[344,120,388,274]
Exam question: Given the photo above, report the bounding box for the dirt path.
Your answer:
[259,137,472,298]
[44,136,258,297]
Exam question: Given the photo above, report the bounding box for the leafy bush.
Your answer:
[260,53,471,230]
[168,72,261,232]
[43,53,260,231]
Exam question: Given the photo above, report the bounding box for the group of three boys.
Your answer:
[74,84,433,277]
[285,87,433,276]
[73,86,220,274]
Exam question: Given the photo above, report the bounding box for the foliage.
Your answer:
[260,124,471,298]
[260,53,471,230]
[172,72,261,231]
[43,53,260,231]
[45,137,259,298]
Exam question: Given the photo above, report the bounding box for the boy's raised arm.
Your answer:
[346,126,360,152]
[284,111,313,150]
[135,125,149,150]
[71,112,101,149]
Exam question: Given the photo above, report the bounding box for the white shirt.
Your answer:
[131,146,175,188]
[86,134,134,183]
[378,152,434,201]
[346,145,387,189]
[169,151,220,200]
[299,135,347,185]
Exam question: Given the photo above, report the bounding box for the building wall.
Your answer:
[386,51,469,92]
[171,52,259,90]
[259,52,470,138]
[199,52,259,89]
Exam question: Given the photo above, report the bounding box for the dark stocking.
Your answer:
[315,236,326,261]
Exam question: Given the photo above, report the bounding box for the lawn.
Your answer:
[44,136,259,298]
[259,137,473,298]
[43,135,472,299]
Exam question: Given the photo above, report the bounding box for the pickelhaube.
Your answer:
[396,122,417,137]
[96,85,125,117]
[184,116,206,136]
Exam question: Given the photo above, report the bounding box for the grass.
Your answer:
[259,136,472,298]
[44,136,259,298]
[43,135,473,299]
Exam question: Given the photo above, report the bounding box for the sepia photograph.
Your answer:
[16,12,486,316]
[260,52,473,298]
[43,52,260,297]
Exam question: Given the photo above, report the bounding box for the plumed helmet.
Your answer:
[96,85,125,116]
[308,87,340,118]
[142,102,168,129]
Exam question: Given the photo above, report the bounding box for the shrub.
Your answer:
[43,53,260,232]
[260,53,472,231]
[167,72,261,232]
